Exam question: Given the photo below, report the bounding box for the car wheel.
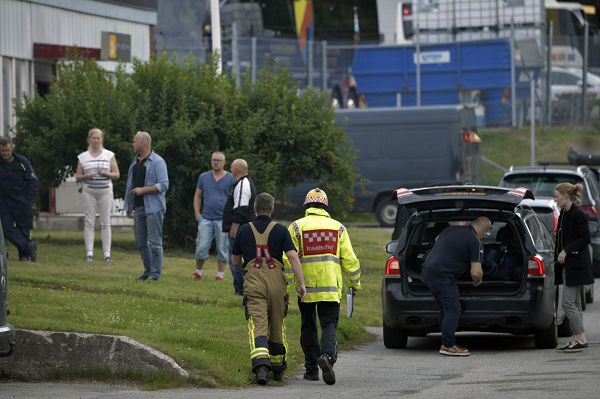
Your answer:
[376,198,397,228]
[534,304,558,349]
[383,322,408,349]
[585,284,594,304]
[580,286,587,311]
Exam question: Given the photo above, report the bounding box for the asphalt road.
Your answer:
[2,279,599,399]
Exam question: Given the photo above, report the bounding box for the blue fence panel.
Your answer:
[351,39,542,126]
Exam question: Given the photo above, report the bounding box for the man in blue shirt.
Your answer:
[0,138,38,261]
[421,217,490,356]
[191,151,235,281]
[124,132,169,282]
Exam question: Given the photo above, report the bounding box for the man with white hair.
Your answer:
[124,131,169,282]
[222,158,256,296]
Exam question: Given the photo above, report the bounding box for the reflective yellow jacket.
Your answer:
[283,208,361,303]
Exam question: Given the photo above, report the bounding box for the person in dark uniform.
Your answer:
[421,217,491,356]
[232,193,306,385]
[0,138,38,261]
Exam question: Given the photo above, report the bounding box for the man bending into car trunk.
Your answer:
[421,217,491,356]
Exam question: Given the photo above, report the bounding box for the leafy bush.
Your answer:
[14,53,358,248]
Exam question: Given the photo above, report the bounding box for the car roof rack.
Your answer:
[537,161,571,170]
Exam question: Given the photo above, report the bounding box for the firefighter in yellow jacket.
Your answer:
[232,193,306,385]
[284,188,361,385]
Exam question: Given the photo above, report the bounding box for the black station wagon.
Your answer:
[383,186,571,350]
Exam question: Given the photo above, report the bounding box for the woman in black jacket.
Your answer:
[554,182,594,352]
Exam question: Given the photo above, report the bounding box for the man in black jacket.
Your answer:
[223,159,256,296]
[0,138,38,262]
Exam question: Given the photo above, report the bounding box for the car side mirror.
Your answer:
[590,221,598,235]
[385,240,398,254]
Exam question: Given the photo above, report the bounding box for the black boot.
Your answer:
[256,365,269,385]
[272,370,285,382]
[303,367,319,381]
[318,353,336,385]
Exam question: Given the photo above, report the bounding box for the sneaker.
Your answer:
[272,370,285,382]
[563,341,589,353]
[135,275,148,281]
[104,257,113,262]
[86,256,94,262]
[556,342,574,351]
[191,272,203,280]
[215,275,224,281]
[439,345,470,356]
[256,365,269,385]
[303,367,319,381]
[29,242,37,262]
[318,353,336,385]
[147,277,159,282]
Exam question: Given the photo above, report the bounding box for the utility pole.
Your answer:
[210,0,222,74]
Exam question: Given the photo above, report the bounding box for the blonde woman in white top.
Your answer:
[76,128,120,262]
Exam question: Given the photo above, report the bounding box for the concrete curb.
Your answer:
[0,329,189,380]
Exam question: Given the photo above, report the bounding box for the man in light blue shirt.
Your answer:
[192,151,235,281]
[124,131,169,282]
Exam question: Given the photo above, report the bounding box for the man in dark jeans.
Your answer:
[421,217,490,356]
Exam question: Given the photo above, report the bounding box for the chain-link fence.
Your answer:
[222,18,599,127]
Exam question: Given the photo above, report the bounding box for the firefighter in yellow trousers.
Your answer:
[284,188,361,385]
[232,193,306,385]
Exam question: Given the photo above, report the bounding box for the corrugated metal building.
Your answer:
[0,0,157,137]
[1,0,156,219]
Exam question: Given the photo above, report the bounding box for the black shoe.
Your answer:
[104,257,114,262]
[303,367,319,381]
[147,277,159,282]
[318,353,336,385]
[273,370,285,382]
[556,342,574,351]
[29,242,37,262]
[135,275,149,281]
[563,341,589,352]
[19,255,30,261]
[256,366,269,385]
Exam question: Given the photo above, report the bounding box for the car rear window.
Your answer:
[530,207,556,233]
[501,174,588,202]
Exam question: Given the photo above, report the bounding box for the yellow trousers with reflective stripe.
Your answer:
[244,264,289,372]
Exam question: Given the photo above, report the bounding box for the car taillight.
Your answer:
[386,256,400,276]
[528,255,545,277]
[553,211,559,233]
[462,132,481,143]
[580,205,599,219]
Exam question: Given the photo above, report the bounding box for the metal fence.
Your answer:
[222,24,599,127]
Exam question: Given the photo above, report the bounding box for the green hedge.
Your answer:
[14,53,359,248]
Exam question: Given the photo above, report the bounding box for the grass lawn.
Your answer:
[6,227,390,388]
